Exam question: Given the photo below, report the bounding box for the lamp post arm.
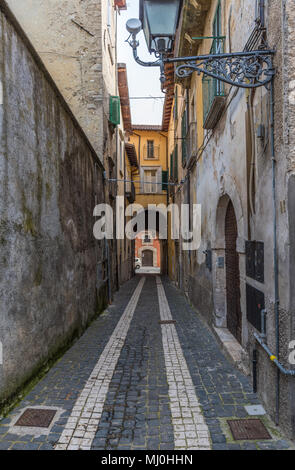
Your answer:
[132,46,166,84]
[132,45,161,68]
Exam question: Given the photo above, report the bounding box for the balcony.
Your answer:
[143,145,160,160]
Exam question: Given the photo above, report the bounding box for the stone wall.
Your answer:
[0,3,108,406]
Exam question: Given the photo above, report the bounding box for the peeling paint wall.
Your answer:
[0,5,107,406]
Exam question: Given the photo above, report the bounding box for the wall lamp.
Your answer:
[126,0,275,90]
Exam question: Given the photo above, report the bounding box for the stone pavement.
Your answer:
[0,275,293,450]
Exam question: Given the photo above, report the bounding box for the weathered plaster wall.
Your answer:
[170,0,295,438]
[0,4,107,405]
[6,0,118,164]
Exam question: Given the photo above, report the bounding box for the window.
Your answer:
[109,96,120,125]
[147,140,154,158]
[202,0,226,128]
[107,0,112,28]
[170,145,178,182]
[144,169,157,193]
[212,1,223,93]
[181,110,187,165]
[162,170,168,191]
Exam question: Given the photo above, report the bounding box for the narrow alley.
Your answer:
[0,276,291,451]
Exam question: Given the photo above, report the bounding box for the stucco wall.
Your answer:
[0,4,107,406]
[168,0,295,438]
[5,0,118,163]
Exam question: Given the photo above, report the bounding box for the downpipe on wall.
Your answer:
[270,78,281,426]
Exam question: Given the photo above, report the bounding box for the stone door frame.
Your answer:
[211,175,247,346]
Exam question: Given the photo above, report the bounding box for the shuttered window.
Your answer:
[109,96,120,126]
[162,170,168,191]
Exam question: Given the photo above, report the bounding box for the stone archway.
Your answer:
[211,175,247,345]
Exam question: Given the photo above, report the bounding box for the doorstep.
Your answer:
[213,327,250,377]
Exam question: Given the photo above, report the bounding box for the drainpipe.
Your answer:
[259,0,265,27]
[160,132,169,206]
[254,333,295,377]
[270,78,280,426]
[160,132,169,275]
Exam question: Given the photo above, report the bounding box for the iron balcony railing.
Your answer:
[143,145,160,160]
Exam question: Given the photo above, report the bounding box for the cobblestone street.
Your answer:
[0,276,292,451]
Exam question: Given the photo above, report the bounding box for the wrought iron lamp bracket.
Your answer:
[166,50,275,89]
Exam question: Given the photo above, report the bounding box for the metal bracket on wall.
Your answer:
[166,50,275,89]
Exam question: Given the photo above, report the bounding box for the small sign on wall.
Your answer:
[217,257,224,269]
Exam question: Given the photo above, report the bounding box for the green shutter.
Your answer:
[162,170,168,191]
[109,96,120,126]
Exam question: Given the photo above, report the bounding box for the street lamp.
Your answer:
[126,0,275,89]
[139,0,182,54]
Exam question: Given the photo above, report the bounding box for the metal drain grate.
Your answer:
[227,419,272,440]
[159,320,176,325]
[15,408,57,428]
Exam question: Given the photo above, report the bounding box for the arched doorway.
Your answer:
[225,200,242,343]
[142,249,153,267]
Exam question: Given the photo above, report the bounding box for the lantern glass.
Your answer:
[140,0,181,53]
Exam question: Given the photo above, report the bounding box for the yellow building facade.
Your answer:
[129,126,168,209]
[129,126,168,273]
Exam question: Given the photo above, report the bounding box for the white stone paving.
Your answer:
[156,276,211,450]
[55,276,146,450]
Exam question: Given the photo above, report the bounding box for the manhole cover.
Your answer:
[159,320,176,325]
[15,408,57,428]
[227,419,272,440]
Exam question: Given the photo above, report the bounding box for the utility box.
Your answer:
[246,241,264,283]
[246,283,265,332]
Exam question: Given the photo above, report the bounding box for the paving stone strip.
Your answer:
[156,276,211,450]
[55,277,146,450]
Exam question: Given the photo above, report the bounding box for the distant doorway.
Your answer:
[142,249,153,267]
[225,200,242,343]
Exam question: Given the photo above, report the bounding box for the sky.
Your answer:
[117,0,165,125]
